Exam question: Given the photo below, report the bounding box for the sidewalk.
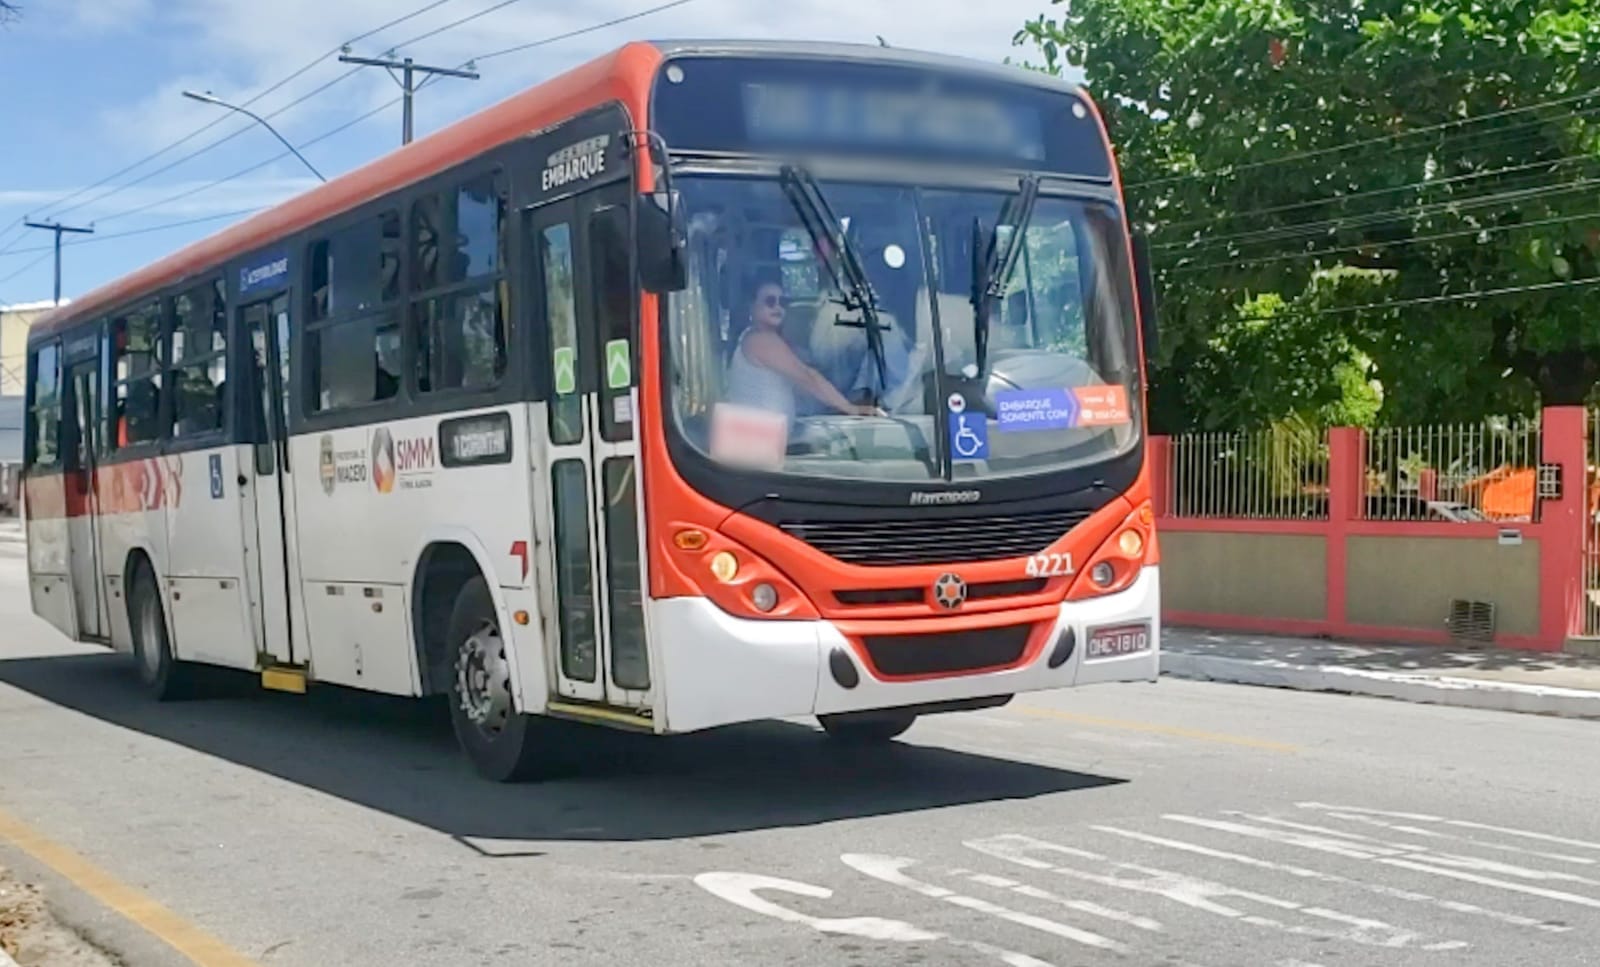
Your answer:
[1162,627,1600,719]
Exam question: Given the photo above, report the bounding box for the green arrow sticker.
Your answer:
[553,346,576,395]
[605,339,631,390]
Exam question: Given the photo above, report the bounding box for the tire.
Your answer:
[128,564,194,701]
[447,577,577,782]
[818,709,917,744]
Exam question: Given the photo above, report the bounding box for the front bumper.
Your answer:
[650,567,1161,734]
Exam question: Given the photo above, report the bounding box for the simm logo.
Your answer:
[373,426,437,493]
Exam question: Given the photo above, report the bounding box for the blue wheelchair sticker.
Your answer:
[209,454,224,499]
[947,413,989,462]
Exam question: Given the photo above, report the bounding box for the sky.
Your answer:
[0,0,1074,308]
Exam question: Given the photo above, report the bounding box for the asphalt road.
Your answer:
[2,532,1599,967]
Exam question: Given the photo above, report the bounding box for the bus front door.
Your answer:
[63,357,107,640]
[531,190,652,713]
[241,295,299,667]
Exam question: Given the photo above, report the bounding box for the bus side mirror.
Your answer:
[1131,232,1159,362]
[637,190,687,294]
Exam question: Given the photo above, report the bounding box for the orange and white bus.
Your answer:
[23,40,1161,780]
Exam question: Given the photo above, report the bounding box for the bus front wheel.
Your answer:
[447,577,574,782]
[818,710,917,743]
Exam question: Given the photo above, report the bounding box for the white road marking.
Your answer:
[965,834,1466,951]
[1166,815,1600,910]
[1228,813,1593,877]
[965,872,1165,932]
[693,873,938,942]
[1318,810,1596,865]
[1298,803,1600,853]
[692,871,1055,967]
[1092,825,1567,932]
[1181,814,1600,886]
[840,854,1127,952]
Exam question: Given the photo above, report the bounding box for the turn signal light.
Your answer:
[674,529,710,551]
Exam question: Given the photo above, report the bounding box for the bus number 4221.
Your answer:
[1025,553,1074,578]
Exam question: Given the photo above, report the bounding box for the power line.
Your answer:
[0,0,461,244]
[0,209,267,257]
[1166,207,1600,275]
[0,251,53,287]
[1234,275,1600,323]
[76,0,701,230]
[1155,177,1600,254]
[472,0,696,62]
[1131,84,1600,189]
[1156,148,1600,234]
[93,98,403,228]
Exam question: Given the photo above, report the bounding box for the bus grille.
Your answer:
[862,625,1033,677]
[779,509,1091,567]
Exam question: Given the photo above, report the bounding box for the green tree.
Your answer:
[1017,0,1599,430]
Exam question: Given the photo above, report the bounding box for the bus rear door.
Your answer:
[529,187,652,713]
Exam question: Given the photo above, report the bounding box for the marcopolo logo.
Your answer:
[318,435,336,495]
[909,489,982,506]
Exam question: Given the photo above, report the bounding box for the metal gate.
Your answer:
[1586,408,1599,636]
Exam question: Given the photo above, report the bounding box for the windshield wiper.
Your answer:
[971,174,1041,375]
[779,165,889,403]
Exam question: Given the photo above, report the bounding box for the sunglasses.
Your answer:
[758,293,786,309]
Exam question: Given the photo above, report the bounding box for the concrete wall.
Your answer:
[1162,531,1326,622]
[1346,534,1541,638]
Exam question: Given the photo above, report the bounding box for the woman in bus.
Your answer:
[725,271,883,420]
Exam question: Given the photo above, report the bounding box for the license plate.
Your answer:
[1086,622,1152,660]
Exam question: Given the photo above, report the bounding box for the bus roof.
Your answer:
[29,39,1086,345]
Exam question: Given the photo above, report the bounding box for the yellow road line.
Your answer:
[1011,705,1299,753]
[0,805,260,967]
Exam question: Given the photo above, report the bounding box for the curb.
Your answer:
[1161,651,1600,719]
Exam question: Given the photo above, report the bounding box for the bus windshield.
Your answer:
[665,173,1142,484]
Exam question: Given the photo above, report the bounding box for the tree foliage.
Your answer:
[1017,0,1600,430]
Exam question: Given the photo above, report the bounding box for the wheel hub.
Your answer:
[456,622,511,734]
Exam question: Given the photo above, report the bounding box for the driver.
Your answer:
[725,271,883,420]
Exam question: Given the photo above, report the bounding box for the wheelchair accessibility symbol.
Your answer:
[947,413,989,462]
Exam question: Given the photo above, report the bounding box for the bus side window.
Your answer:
[109,302,164,449]
[305,212,404,413]
[409,170,508,395]
[25,342,62,470]
[169,278,228,438]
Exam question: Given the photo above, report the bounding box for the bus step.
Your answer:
[545,700,653,732]
[260,666,308,694]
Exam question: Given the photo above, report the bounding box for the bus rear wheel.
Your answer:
[818,710,917,743]
[447,577,574,782]
[129,565,194,701]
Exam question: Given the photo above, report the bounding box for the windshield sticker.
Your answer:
[995,388,1078,432]
[711,403,788,470]
[1073,385,1132,426]
[947,392,966,414]
[948,413,989,462]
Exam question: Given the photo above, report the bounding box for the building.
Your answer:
[1,299,65,512]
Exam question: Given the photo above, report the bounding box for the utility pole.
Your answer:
[24,220,94,305]
[338,50,480,144]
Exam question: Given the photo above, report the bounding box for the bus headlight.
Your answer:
[1091,561,1116,587]
[1118,529,1144,557]
[709,551,739,583]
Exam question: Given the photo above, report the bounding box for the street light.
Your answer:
[181,90,326,183]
